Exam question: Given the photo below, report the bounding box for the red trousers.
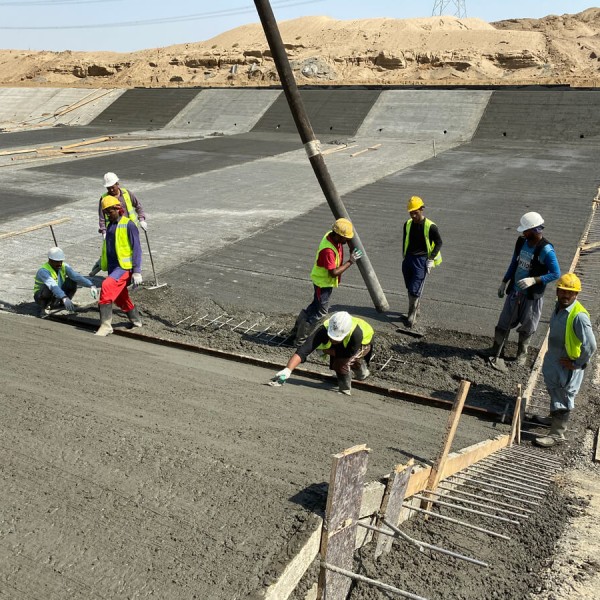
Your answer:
[99,271,134,312]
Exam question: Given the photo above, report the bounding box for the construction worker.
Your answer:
[34,247,99,317]
[95,196,143,336]
[293,218,362,345]
[401,196,442,328]
[491,212,560,365]
[535,274,596,448]
[271,311,373,396]
[90,172,147,276]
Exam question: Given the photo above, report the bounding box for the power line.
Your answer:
[432,1,467,19]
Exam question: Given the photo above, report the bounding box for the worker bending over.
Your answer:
[272,311,374,396]
[536,274,596,447]
[95,196,143,336]
[401,196,442,328]
[34,247,98,317]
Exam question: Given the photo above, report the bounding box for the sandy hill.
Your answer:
[0,10,599,88]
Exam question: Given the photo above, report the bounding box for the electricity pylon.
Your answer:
[432,1,467,19]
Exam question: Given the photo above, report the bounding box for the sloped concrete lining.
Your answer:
[251,89,382,137]
[356,89,492,141]
[165,88,281,134]
[473,89,600,141]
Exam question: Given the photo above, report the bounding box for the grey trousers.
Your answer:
[496,291,543,337]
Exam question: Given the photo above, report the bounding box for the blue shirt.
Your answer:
[504,240,560,288]
[35,264,93,299]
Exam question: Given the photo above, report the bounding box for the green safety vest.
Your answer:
[33,261,66,294]
[310,232,341,288]
[101,216,133,271]
[565,300,589,360]
[403,218,442,267]
[102,188,139,228]
[318,317,374,350]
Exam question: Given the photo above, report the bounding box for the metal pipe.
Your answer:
[49,224,58,246]
[502,449,561,469]
[475,463,551,486]
[503,448,561,468]
[424,489,529,519]
[254,0,389,313]
[411,495,519,525]
[448,475,541,504]
[401,504,510,540]
[465,467,547,493]
[491,455,557,477]
[479,457,553,482]
[230,319,247,332]
[437,483,534,514]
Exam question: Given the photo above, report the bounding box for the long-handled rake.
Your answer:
[143,229,167,290]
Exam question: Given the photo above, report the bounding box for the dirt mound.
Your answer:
[0,10,599,88]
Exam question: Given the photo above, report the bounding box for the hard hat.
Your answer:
[103,172,119,187]
[556,273,581,292]
[517,212,544,232]
[101,195,121,211]
[407,196,425,213]
[327,311,353,341]
[331,218,354,239]
[48,247,65,261]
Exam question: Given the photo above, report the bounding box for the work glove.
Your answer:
[62,297,75,313]
[89,286,100,300]
[132,272,143,289]
[101,232,106,239]
[140,220,148,232]
[516,277,536,290]
[498,281,507,299]
[269,367,292,387]
[426,259,434,274]
[349,248,363,264]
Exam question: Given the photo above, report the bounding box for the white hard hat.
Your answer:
[103,172,119,187]
[48,247,65,261]
[327,311,353,341]
[517,212,544,232]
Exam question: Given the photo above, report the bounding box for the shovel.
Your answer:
[488,294,521,372]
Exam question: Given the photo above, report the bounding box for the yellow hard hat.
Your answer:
[556,273,581,292]
[407,196,424,213]
[332,218,354,239]
[101,196,120,211]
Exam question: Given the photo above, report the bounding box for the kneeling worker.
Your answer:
[271,311,374,395]
[34,247,99,317]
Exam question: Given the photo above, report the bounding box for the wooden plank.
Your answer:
[510,384,523,446]
[317,444,369,600]
[581,240,600,252]
[61,136,112,150]
[0,217,71,240]
[375,460,413,557]
[595,428,600,463]
[60,144,146,155]
[321,144,358,156]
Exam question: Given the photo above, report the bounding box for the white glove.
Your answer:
[426,259,434,273]
[89,286,100,300]
[132,272,143,288]
[498,281,507,298]
[269,367,292,386]
[516,277,536,290]
[140,220,148,232]
[102,232,106,240]
[349,248,363,264]
[62,297,75,312]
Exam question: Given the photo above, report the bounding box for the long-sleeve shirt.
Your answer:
[296,324,364,362]
[105,219,142,280]
[402,220,442,258]
[35,264,93,299]
[98,189,145,234]
[503,240,560,287]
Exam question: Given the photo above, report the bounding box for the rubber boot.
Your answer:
[89,259,101,277]
[95,303,114,336]
[126,306,143,328]
[294,310,314,346]
[353,360,371,381]
[35,298,50,318]
[407,294,419,328]
[482,327,507,358]
[535,411,570,447]
[515,332,532,366]
[335,372,353,396]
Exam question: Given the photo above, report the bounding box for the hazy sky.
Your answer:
[0,1,596,52]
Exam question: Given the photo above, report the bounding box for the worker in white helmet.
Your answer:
[33,247,99,317]
[488,212,560,365]
[270,311,374,395]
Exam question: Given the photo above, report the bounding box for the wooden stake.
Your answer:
[594,428,600,463]
[510,384,523,446]
[60,136,112,150]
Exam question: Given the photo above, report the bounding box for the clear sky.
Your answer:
[0,1,596,53]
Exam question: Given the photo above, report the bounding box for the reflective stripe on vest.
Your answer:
[101,216,133,271]
[33,261,66,294]
[318,317,374,350]
[102,188,139,228]
[403,218,442,266]
[565,300,589,360]
[310,232,340,288]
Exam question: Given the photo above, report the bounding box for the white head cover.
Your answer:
[328,311,353,341]
[103,172,119,187]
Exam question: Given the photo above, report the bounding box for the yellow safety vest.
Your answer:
[310,232,341,288]
[403,218,442,267]
[102,188,139,228]
[33,261,66,294]
[318,317,374,350]
[101,216,133,271]
[565,301,589,360]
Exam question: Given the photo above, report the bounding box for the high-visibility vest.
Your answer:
[565,300,589,360]
[101,216,133,271]
[102,188,139,228]
[318,317,374,350]
[33,261,66,294]
[310,232,341,288]
[403,218,442,266]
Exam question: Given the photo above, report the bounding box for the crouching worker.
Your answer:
[95,196,143,336]
[34,247,99,317]
[270,311,374,395]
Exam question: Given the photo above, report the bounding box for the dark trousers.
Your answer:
[34,278,78,309]
[402,254,427,297]
[305,285,333,325]
[326,344,373,375]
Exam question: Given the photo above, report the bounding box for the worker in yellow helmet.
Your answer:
[536,273,596,448]
[292,218,363,345]
[401,196,442,328]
